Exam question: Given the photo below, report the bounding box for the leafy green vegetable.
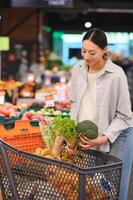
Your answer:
[41,124,56,150]
[41,116,77,149]
[76,120,98,139]
[52,116,77,140]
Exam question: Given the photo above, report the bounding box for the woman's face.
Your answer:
[81,40,107,66]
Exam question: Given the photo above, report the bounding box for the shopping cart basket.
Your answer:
[0,139,122,200]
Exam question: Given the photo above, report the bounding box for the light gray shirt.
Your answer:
[70,58,133,152]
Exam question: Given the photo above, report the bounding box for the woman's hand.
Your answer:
[79,135,109,150]
[65,144,76,156]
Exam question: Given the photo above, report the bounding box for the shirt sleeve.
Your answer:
[104,70,133,143]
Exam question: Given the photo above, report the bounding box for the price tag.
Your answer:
[27,73,35,82]
[51,90,58,102]
[45,76,51,86]
[23,92,31,97]
[35,92,45,101]
[45,94,55,107]
[0,91,5,105]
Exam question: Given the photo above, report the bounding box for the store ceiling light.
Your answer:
[85,22,92,28]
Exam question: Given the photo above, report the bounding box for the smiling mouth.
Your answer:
[85,59,93,62]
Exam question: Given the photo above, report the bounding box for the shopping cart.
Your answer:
[0,139,122,200]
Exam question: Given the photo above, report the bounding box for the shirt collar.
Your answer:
[104,58,116,73]
[80,57,116,79]
[80,57,115,71]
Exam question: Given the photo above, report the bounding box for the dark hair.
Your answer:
[82,28,108,49]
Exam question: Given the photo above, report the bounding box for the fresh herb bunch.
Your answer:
[52,116,77,140]
[41,116,77,150]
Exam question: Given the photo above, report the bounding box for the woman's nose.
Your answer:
[84,54,92,60]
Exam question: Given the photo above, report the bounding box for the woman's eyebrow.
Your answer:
[82,48,97,52]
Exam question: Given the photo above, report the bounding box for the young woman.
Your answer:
[70,28,133,200]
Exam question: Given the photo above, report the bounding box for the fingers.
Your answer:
[79,138,97,149]
[79,142,91,150]
[66,145,75,156]
[79,135,90,144]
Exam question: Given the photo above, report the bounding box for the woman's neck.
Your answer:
[88,58,106,74]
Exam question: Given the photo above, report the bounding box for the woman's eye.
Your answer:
[81,50,86,54]
[90,53,96,56]
[81,49,96,56]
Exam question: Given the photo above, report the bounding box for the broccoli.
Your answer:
[76,120,98,139]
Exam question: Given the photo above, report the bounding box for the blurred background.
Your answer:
[0,2,133,198]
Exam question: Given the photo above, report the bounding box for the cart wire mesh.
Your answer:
[0,139,122,200]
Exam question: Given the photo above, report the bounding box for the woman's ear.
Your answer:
[103,46,108,56]
[104,46,108,54]
[106,51,112,57]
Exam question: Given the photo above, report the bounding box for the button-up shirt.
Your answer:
[70,58,133,152]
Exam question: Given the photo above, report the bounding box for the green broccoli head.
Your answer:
[76,120,98,139]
